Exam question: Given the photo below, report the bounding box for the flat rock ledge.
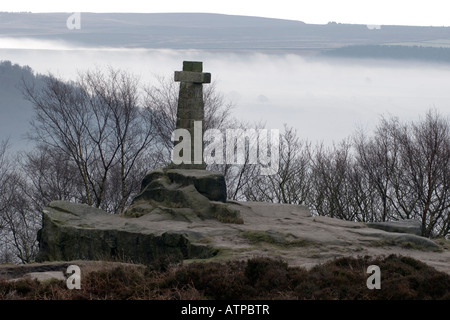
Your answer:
[36,201,217,264]
[36,200,450,275]
[366,220,422,236]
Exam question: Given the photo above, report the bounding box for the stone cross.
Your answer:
[173,61,211,169]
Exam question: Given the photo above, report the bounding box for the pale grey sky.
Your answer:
[3,0,450,26]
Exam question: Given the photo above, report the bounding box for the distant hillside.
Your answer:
[1,12,450,54]
[0,61,37,150]
[323,44,450,63]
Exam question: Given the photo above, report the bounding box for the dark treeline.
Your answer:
[0,62,449,264]
[324,45,450,64]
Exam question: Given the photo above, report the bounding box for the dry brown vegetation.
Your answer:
[0,255,449,300]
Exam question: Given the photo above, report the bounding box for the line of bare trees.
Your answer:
[245,111,450,238]
[0,67,448,263]
[0,140,41,263]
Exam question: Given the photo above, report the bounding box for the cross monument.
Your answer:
[172,61,211,169]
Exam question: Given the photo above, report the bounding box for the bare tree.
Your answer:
[2,175,40,263]
[19,145,84,210]
[79,68,156,213]
[351,111,449,236]
[23,68,156,213]
[143,76,179,165]
[244,125,311,205]
[0,141,40,263]
[353,117,403,222]
[345,157,378,222]
[396,110,450,237]
[307,140,357,220]
[0,140,13,262]
[211,121,265,201]
[23,74,93,202]
[0,140,11,214]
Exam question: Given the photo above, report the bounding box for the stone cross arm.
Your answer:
[174,61,211,84]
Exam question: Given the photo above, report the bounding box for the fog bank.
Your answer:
[1,46,449,145]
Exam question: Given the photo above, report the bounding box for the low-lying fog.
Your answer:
[1,42,450,146]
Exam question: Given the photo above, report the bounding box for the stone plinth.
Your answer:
[125,168,242,224]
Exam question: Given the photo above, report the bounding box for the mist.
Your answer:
[1,43,450,145]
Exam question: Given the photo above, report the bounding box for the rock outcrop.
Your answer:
[124,168,242,224]
[366,219,422,236]
[36,166,245,264]
[36,200,218,264]
[36,198,450,275]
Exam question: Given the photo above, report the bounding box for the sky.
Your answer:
[2,0,450,27]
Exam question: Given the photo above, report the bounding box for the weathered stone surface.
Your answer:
[174,71,211,83]
[350,228,440,250]
[36,201,217,264]
[367,219,422,236]
[125,168,240,223]
[165,169,227,202]
[23,271,66,282]
[172,61,210,170]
